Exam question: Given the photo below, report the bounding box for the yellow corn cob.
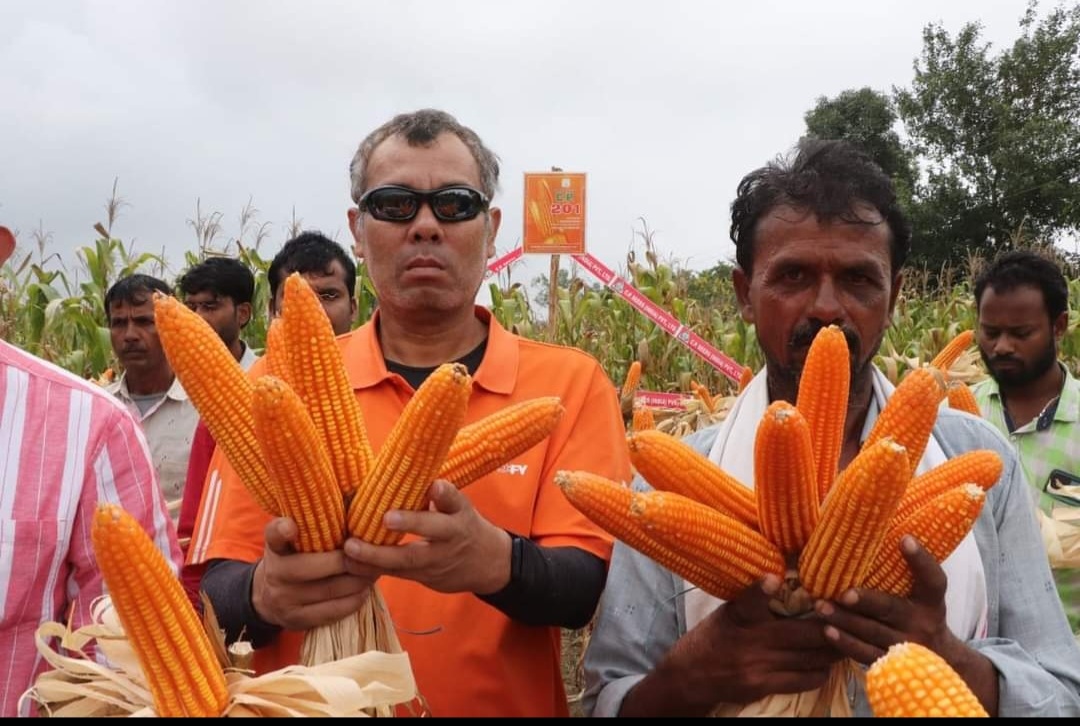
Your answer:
[152,293,278,515]
[438,396,564,488]
[794,325,850,503]
[626,429,759,528]
[799,437,909,600]
[863,366,947,477]
[621,360,642,399]
[946,381,982,416]
[865,484,986,596]
[632,489,786,598]
[893,449,1002,524]
[347,362,472,545]
[690,381,716,413]
[253,376,346,553]
[555,470,737,599]
[263,317,291,384]
[930,329,975,373]
[632,403,656,432]
[866,641,988,717]
[754,401,819,554]
[738,365,754,394]
[281,273,373,497]
[91,504,229,717]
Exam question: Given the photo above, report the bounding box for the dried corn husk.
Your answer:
[300,587,402,669]
[20,596,418,718]
[653,395,735,439]
[709,660,862,717]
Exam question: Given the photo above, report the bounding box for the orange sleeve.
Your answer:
[531,360,631,561]
[196,447,271,564]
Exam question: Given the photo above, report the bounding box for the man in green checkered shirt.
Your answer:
[971,249,1080,632]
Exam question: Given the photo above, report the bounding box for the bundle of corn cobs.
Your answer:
[559,326,999,716]
[57,273,564,717]
[21,503,418,717]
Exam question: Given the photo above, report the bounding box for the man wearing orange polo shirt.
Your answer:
[190,109,631,717]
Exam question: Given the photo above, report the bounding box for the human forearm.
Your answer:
[201,558,282,648]
[939,633,1000,716]
[619,647,713,717]
[477,536,605,628]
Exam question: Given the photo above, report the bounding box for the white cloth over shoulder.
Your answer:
[683,367,989,639]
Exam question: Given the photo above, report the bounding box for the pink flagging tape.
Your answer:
[571,253,744,383]
[485,247,525,278]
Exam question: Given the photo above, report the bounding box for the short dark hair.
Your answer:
[730,138,912,276]
[104,274,172,312]
[267,231,356,312]
[349,108,501,202]
[974,249,1069,322]
[177,256,255,305]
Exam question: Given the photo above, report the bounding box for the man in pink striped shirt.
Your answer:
[0,227,183,717]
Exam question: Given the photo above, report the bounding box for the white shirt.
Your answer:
[106,373,199,506]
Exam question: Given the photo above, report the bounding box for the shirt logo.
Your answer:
[497,463,529,476]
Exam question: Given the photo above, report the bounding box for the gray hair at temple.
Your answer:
[348,108,501,203]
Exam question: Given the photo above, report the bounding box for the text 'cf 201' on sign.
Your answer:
[523,172,586,255]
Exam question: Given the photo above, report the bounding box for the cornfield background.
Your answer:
[4,203,1080,716]
[4,219,1080,392]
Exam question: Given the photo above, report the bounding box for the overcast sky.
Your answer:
[0,0,1037,297]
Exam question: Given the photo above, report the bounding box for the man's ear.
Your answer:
[1054,309,1069,343]
[0,226,15,267]
[485,207,502,258]
[347,207,365,261]
[237,301,253,329]
[732,267,754,323]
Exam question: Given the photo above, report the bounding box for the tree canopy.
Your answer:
[804,1,1080,271]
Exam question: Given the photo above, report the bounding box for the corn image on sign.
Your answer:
[523,172,587,254]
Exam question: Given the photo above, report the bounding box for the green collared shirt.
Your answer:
[973,363,1080,631]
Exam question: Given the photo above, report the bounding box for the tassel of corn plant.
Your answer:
[347,362,472,545]
[754,401,819,554]
[946,381,982,417]
[626,429,759,528]
[863,366,947,477]
[631,489,786,599]
[864,484,986,596]
[893,449,1001,524]
[92,504,229,717]
[253,376,345,553]
[152,293,278,515]
[866,642,987,717]
[281,273,373,497]
[799,437,909,600]
[438,396,565,488]
[555,470,737,599]
[795,325,850,503]
[930,329,974,373]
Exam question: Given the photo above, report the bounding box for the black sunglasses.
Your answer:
[357,185,490,223]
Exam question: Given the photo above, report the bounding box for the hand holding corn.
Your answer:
[343,480,513,596]
[619,573,842,717]
[251,516,376,633]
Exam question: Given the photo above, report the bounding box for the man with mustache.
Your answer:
[105,274,199,513]
[189,109,632,717]
[582,139,1080,717]
[971,249,1080,632]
